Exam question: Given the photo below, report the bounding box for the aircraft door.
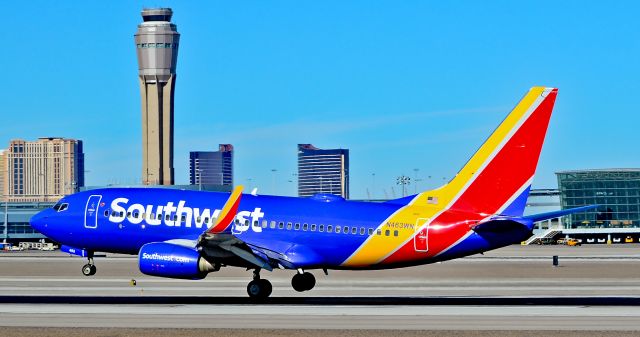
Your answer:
[84,195,102,229]
[414,218,430,252]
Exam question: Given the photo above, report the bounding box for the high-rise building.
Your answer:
[134,8,180,185]
[189,144,234,188]
[298,144,349,198]
[3,138,84,202]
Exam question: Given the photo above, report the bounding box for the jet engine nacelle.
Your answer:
[138,242,215,279]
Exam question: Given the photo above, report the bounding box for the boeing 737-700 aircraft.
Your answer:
[30,87,592,299]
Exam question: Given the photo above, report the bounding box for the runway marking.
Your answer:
[2,304,640,317]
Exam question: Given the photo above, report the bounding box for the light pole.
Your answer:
[413,168,421,194]
[271,169,278,195]
[396,175,411,197]
[371,173,376,199]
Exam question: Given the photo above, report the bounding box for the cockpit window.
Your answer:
[53,202,69,212]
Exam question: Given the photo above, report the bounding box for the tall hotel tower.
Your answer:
[134,8,179,185]
[298,144,349,199]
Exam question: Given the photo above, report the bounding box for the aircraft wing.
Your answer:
[194,185,312,271]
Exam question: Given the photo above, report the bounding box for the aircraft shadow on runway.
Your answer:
[1,296,640,306]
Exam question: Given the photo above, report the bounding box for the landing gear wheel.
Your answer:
[82,264,96,276]
[247,279,272,299]
[292,272,316,292]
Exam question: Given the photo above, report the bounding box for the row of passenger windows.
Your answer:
[102,209,400,237]
[238,219,400,237]
[136,43,178,49]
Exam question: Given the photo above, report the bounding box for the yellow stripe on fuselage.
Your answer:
[341,87,546,267]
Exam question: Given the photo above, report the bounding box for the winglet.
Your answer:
[207,185,244,234]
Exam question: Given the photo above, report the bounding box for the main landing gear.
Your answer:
[291,270,316,292]
[247,269,272,300]
[82,256,96,276]
[245,269,317,299]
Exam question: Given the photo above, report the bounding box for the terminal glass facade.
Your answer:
[0,202,53,242]
[557,169,640,229]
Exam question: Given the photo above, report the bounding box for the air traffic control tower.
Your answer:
[134,8,179,185]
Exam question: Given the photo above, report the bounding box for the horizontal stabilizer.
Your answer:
[525,205,598,223]
[472,219,532,233]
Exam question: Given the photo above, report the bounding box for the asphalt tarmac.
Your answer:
[1,244,640,335]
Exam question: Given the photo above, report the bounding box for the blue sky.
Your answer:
[0,1,638,198]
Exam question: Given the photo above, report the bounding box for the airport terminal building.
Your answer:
[557,169,640,229]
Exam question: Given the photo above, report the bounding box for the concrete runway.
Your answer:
[1,245,640,333]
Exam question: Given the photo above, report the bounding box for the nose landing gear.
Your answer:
[81,256,96,276]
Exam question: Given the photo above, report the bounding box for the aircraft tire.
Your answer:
[302,272,316,291]
[292,272,315,292]
[89,264,97,276]
[247,279,271,299]
[82,264,94,276]
[259,279,272,297]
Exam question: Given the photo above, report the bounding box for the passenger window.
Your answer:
[335,226,341,234]
[165,214,170,220]
[377,229,382,236]
[204,217,209,223]
[343,226,349,234]
[104,210,109,217]
[197,217,202,223]
[352,227,357,235]
[303,223,308,231]
[360,228,365,235]
[253,220,259,228]
[327,225,333,233]
[270,221,276,229]
[287,222,292,230]
[262,220,268,228]
[394,230,399,237]
[149,213,154,219]
[111,211,117,216]
[295,223,300,230]
[311,224,316,231]
[182,216,187,222]
[368,228,374,235]
[385,230,390,236]
[279,222,284,229]
[127,212,131,218]
[245,220,250,227]
[172,215,177,221]
[319,224,324,232]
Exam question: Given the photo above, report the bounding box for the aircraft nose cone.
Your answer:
[30,210,49,233]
